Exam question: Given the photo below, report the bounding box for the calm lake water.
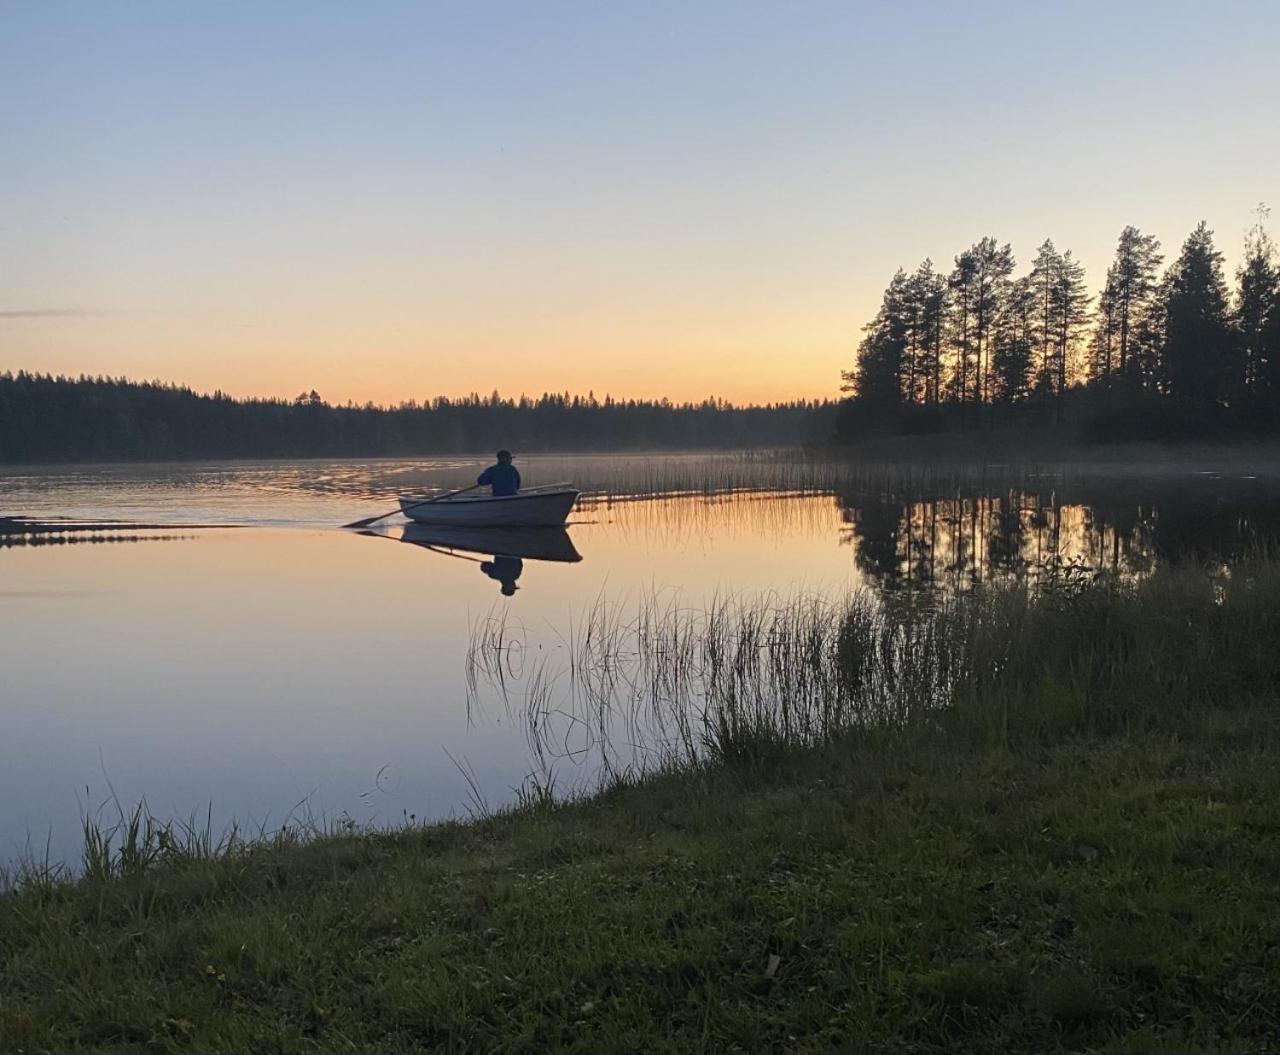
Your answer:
[3,453,1278,865]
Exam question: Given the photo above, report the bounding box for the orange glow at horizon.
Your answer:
[5,282,873,407]
[6,5,1276,408]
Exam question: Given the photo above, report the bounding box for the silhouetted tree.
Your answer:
[1265,273,1280,404]
[913,259,949,404]
[901,267,926,404]
[1091,276,1118,383]
[1093,227,1163,384]
[1029,240,1061,401]
[1164,222,1235,404]
[965,238,1016,405]
[846,269,912,408]
[992,276,1036,404]
[1130,267,1174,393]
[1030,242,1089,411]
[947,250,979,404]
[1048,250,1091,407]
[1235,206,1278,398]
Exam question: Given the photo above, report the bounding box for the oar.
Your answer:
[342,484,482,529]
[420,544,486,563]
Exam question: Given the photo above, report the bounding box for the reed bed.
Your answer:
[468,556,1280,783]
[466,588,967,776]
[365,443,1280,506]
[347,449,1096,507]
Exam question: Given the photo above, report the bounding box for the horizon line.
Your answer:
[1,369,837,412]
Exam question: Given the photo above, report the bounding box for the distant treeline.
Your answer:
[0,373,836,463]
[839,212,1280,440]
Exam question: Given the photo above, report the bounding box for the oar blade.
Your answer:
[342,511,393,529]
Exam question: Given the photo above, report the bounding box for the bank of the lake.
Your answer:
[819,426,1280,476]
[5,563,1280,1053]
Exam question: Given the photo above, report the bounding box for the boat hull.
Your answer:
[399,487,579,527]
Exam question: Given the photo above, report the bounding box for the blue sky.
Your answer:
[3,1,1277,403]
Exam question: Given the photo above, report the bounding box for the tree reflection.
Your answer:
[836,477,1280,592]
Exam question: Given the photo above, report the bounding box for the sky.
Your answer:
[3,1,1278,407]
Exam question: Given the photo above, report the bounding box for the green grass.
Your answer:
[5,564,1280,1052]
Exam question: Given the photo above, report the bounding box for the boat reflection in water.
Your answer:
[395,523,582,596]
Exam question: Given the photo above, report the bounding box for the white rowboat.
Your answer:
[399,485,580,527]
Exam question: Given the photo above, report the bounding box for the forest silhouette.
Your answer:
[0,375,833,462]
[839,215,1280,441]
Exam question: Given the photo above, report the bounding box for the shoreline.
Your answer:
[5,705,1276,1052]
[5,563,1280,1051]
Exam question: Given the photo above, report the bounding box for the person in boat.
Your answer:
[481,555,523,595]
[477,449,520,497]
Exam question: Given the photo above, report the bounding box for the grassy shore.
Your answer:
[4,565,1280,1052]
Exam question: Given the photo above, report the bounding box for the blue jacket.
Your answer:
[477,462,521,496]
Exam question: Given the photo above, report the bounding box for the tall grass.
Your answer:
[15,555,1278,892]
[2,796,333,895]
[467,558,1280,778]
[467,587,965,773]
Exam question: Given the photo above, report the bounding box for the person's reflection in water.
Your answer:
[480,554,523,596]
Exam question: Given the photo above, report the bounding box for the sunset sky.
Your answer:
[4,1,1278,406]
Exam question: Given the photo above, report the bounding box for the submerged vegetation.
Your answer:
[5,558,1280,1051]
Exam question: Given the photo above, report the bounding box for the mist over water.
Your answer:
[2,453,1277,864]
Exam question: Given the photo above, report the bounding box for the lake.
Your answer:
[3,452,1278,866]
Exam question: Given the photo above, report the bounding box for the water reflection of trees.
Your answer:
[571,481,1280,593]
[838,480,1280,591]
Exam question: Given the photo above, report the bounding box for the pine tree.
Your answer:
[1132,269,1174,393]
[1265,279,1280,403]
[992,276,1036,404]
[967,238,1016,405]
[909,259,948,404]
[1095,227,1162,383]
[1047,251,1090,404]
[1028,241,1088,410]
[1090,277,1118,382]
[948,251,979,404]
[845,270,912,407]
[1164,222,1235,403]
[901,268,926,405]
[1235,205,1279,397]
[1029,240,1062,400]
